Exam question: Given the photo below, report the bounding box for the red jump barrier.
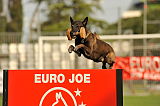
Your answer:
[3,69,123,106]
[113,56,160,80]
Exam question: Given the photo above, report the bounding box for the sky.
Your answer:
[22,0,134,43]
[22,0,36,43]
[95,0,133,23]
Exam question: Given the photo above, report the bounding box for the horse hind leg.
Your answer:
[106,52,115,69]
[102,62,107,69]
[106,58,115,69]
[102,61,115,69]
[108,62,115,69]
[98,56,104,62]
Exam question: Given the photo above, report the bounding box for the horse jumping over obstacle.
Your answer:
[66,17,116,69]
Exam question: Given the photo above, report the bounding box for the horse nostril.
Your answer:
[70,32,74,35]
[73,32,77,35]
[70,32,76,35]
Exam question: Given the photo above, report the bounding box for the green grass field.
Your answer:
[0,95,160,106]
[0,96,2,106]
[124,95,160,106]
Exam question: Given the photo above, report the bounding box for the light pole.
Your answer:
[143,0,147,34]
[143,0,148,87]
[143,0,148,56]
[118,7,122,35]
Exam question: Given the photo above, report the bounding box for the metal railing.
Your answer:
[0,33,160,95]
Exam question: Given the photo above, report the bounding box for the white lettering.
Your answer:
[34,74,91,84]
[57,74,65,83]
[34,74,65,83]
[152,57,160,72]
[34,74,41,83]
[50,74,57,83]
[69,74,91,83]
[42,74,49,83]
[84,74,90,83]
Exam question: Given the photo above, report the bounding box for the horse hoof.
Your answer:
[68,50,72,53]
[68,48,73,53]
[75,51,81,57]
[102,66,107,69]
[68,45,74,53]
[77,53,81,57]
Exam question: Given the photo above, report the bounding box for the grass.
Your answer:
[0,96,2,106]
[124,95,160,106]
[0,95,160,106]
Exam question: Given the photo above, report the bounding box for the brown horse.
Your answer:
[66,17,115,69]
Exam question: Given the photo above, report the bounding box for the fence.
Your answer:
[0,33,160,95]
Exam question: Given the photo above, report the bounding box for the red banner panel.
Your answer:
[3,69,122,106]
[113,56,160,80]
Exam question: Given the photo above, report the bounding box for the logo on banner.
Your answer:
[114,56,160,80]
[39,87,86,106]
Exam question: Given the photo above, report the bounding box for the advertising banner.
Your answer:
[113,56,160,80]
[3,69,122,106]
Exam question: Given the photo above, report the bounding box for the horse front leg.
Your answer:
[68,45,81,56]
[74,44,92,55]
[68,45,75,53]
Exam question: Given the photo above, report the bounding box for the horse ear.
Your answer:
[94,32,100,39]
[82,17,88,26]
[70,16,74,24]
[66,28,72,40]
[80,27,86,39]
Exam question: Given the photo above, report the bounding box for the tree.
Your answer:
[41,0,108,34]
[106,4,160,34]
[6,0,23,32]
[0,0,2,12]
[0,0,6,32]
[147,6,160,33]
[0,0,22,32]
[29,0,46,34]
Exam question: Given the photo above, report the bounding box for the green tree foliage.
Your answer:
[147,6,160,33]
[0,0,6,32]
[0,0,2,12]
[0,17,6,32]
[41,0,108,34]
[122,17,143,34]
[6,0,23,32]
[106,5,160,34]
